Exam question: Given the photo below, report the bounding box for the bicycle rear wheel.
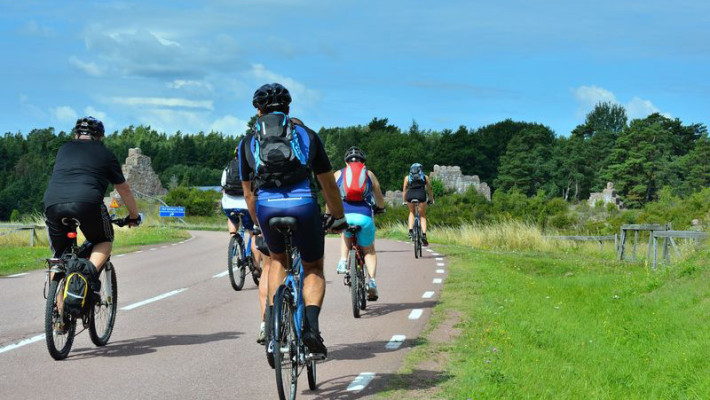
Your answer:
[348,250,360,318]
[358,263,367,311]
[273,285,298,400]
[227,235,246,291]
[413,220,421,259]
[44,278,76,360]
[89,262,118,346]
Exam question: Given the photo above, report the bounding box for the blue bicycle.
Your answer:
[227,211,262,291]
[268,216,320,399]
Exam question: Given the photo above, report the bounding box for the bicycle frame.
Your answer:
[230,211,253,260]
[282,234,305,343]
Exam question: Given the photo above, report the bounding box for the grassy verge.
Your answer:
[381,228,710,399]
[0,226,190,276]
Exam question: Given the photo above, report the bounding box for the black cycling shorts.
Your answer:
[406,188,427,203]
[45,202,114,257]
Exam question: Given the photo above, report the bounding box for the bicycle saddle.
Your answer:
[346,225,362,234]
[269,216,298,233]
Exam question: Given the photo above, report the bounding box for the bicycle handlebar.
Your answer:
[112,213,144,227]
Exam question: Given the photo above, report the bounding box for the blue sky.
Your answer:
[1,0,708,137]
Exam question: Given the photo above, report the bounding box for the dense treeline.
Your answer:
[1,102,708,220]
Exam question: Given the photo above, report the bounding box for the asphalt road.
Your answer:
[0,231,447,399]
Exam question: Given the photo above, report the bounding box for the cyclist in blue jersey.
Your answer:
[402,163,434,246]
[239,83,346,358]
[334,147,386,300]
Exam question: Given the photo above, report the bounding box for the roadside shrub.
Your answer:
[165,186,221,217]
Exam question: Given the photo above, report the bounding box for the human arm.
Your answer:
[402,176,408,204]
[318,171,344,218]
[242,181,258,225]
[425,175,434,204]
[114,182,139,221]
[369,171,385,209]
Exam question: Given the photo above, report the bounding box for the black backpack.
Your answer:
[62,256,99,317]
[249,113,310,190]
[223,158,244,196]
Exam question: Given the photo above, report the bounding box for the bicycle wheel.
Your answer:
[358,263,367,311]
[227,234,246,291]
[44,278,76,360]
[89,262,118,346]
[273,285,297,400]
[413,220,421,259]
[307,359,317,390]
[348,250,360,318]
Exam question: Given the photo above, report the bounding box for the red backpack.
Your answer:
[340,162,371,202]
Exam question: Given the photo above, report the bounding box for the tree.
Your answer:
[495,124,557,196]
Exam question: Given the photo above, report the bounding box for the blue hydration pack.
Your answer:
[249,112,309,189]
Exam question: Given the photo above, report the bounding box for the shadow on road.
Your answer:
[358,300,437,319]
[303,368,452,400]
[326,338,423,362]
[68,331,242,359]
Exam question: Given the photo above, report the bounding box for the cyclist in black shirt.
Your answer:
[43,117,140,275]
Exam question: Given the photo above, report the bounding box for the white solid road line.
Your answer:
[408,309,423,320]
[6,272,29,278]
[212,271,229,278]
[422,291,435,299]
[120,288,188,311]
[347,372,376,391]
[0,334,44,354]
[436,269,445,273]
[135,250,143,253]
[426,249,433,253]
[385,335,406,350]
[433,278,443,284]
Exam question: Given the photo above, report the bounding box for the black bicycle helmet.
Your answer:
[252,83,292,110]
[74,116,105,137]
[344,146,366,163]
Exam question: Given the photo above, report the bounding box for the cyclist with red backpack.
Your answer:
[402,163,434,246]
[239,83,347,359]
[334,147,386,300]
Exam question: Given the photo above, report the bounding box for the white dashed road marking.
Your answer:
[385,335,406,350]
[436,257,444,261]
[408,309,423,320]
[422,291,435,299]
[120,288,188,311]
[149,248,157,251]
[213,271,229,278]
[433,253,441,256]
[426,249,433,253]
[0,334,44,354]
[115,254,125,258]
[6,273,29,278]
[437,263,445,267]
[135,250,143,254]
[347,372,376,391]
[436,269,445,274]
[433,278,443,284]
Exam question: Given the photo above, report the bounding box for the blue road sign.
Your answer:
[159,206,185,218]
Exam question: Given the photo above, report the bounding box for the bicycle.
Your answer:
[268,216,321,400]
[410,199,423,259]
[343,207,384,318]
[43,214,141,360]
[227,210,262,291]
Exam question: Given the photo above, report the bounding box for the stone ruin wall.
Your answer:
[115,148,167,197]
[587,182,623,209]
[383,165,492,205]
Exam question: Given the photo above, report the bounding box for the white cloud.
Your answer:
[111,97,213,110]
[573,85,671,120]
[51,106,78,124]
[210,115,249,135]
[17,20,54,37]
[250,64,321,107]
[69,56,104,77]
[167,79,214,92]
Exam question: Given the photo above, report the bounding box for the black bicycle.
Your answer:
[410,199,423,258]
[344,225,368,318]
[268,216,321,400]
[227,210,262,291]
[43,214,141,360]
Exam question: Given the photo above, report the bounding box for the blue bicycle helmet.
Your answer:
[74,116,105,137]
[252,83,292,110]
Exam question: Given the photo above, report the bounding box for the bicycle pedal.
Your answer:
[306,353,326,361]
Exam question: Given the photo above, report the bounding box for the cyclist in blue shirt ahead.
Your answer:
[239,83,347,359]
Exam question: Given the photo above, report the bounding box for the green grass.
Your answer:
[382,240,710,399]
[0,226,190,276]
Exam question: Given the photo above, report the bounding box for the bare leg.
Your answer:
[362,244,377,279]
[267,252,288,305]
[407,202,415,230]
[419,202,428,234]
[257,251,271,320]
[89,242,112,272]
[302,258,325,307]
[227,218,237,234]
[340,233,348,260]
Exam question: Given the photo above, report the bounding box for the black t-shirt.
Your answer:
[43,140,126,209]
[239,122,332,182]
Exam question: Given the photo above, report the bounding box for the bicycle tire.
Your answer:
[358,258,367,311]
[89,263,118,346]
[44,278,76,360]
[227,234,246,291]
[413,220,421,259]
[348,250,360,318]
[307,359,317,390]
[273,285,297,400]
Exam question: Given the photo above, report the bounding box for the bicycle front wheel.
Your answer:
[89,262,118,346]
[348,250,360,318]
[251,256,262,286]
[273,285,298,400]
[227,235,246,291]
[358,263,367,311]
[44,278,76,360]
[307,359,317,390]
[413,221,421,259]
